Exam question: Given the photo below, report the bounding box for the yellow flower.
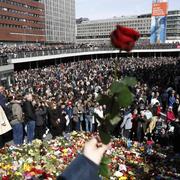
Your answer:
[63,153,67,156]
[23,163,31,171]
[15,172,22,176]
[62,149,68,153]
[3,164,12,170]
[51,155,57,160]
[119,176,127,180]
[71,131,77,136]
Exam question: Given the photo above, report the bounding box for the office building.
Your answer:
[76,10,180,44]
[0,0,45,43]
[40,0,76,43]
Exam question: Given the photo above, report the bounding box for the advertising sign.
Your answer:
[150,0,168,44]
[152,2,168,16]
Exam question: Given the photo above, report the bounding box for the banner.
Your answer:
[152,2,168,16]
[150,1,168,44]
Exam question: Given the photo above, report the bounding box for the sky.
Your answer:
[76,0,180,20]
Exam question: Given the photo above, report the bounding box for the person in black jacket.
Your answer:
[23,93,36,143]
[58,137,110,180]
[171,120,180,153]
[0,86,7,148]
[34,103,47,140]
[0,86,7,110]
[48,101,66,139]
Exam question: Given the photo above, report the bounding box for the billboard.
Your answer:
[150,1,168,44]
[152,2,168,16]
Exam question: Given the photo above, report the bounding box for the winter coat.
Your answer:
[23,101,36,121]
[12,101,23,123]
[0,106,12,135]
[48,107,62,128]
[169,96,176,107]
[166,111,175,123]
[0,93,7,110]
[66,106,73,119]
[121,113,132,130]
[35,107,46,126]
[73,106,79,122]
[171,121,180,153]
[58,154,100,180]
[48,107,66,136]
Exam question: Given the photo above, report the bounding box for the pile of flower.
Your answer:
[0,132,180,180]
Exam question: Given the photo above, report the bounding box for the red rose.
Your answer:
[2,176,9,180]
[31,168,44,175]
[110,25,140,52]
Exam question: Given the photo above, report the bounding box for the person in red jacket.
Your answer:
[156,103,161,116]
[166,106,176,123]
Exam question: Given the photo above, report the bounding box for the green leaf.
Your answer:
[122,77,137,87]
[110,81,122,94]
[99,163,111,178]
[99,127,111,145]
[97,94,112,105]
[109,115,121,126]
[117,87,133,107]
[101,156,111,165]
[128,171,135,176]
[110,100,120,117]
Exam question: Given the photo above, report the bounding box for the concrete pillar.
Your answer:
[154,52,156,58]
[8,75,11,86]
[36,61,39,68]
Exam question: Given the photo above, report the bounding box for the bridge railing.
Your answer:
[5,43,180,59]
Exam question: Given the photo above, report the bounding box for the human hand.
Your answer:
[83,137,110,165]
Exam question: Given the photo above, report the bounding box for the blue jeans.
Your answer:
[26,120,35,143]
[13,123,23,145]
[75,120,81,131]
[85,115,93,132]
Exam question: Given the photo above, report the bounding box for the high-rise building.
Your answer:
[40,0,76,43]
[0,0,45,43]
[76,10,180,44]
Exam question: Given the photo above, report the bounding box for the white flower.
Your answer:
[114,171,123,177]
[106,150,112,155]
[27,157,33,163]
[119,164,127,172]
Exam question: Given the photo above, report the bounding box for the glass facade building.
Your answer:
[40,0,75,43]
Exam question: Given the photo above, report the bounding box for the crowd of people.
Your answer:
[0,43,108,59]
[0,42,180,59]
[135,42,180,49]
[0,56,180,154]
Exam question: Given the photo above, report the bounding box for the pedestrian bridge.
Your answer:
[8,48,180,64]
